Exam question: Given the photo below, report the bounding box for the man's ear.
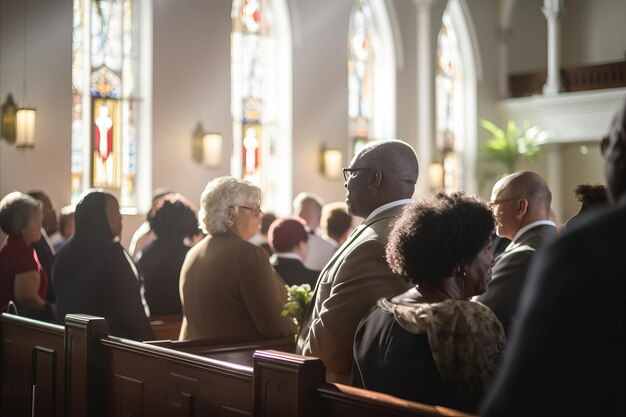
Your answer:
[369,168,383,190]
[516,199,529,218]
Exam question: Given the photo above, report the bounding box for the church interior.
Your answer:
[1,1,625,416]
[0,0,625,245]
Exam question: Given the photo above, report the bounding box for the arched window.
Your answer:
[348,0,396,157]
[231,0,292,215]
[71,0,151,212]
[435,0,478,193]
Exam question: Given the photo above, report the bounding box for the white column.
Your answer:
[497,26,512,98]
[413,0,435,197]
[498,0,515,98]
[546,143,562,223]
[542,0,562,96]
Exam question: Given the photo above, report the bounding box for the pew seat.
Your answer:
[149,314,183,340]
[146,336,295,367]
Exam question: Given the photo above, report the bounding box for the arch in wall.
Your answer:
[230,0,293,215]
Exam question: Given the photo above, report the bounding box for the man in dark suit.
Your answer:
[476,171,556,336]
[480,99,626,416]
[268,216,319,287]
[296,139,416,383]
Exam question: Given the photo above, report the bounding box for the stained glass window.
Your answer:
[348,0,373,156]
[72,0,141,209]
[231,0,292,214]
[347,0,395,158]
[436,11,464,193]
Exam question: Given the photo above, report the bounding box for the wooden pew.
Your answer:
[149,314,183,341]
[253,350,475,417]
[3,313,474,417]
[0,313,65,417]
[98,336,256,416]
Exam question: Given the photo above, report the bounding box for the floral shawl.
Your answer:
[378,298,505,401]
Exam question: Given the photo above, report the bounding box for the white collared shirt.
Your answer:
[512,220,557,242]
[365,199,413,222]
[272,252,305,263]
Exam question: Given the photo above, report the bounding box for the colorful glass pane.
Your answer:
[72,0,140,208]
[232,0,276,198]
[348,0,375,156]
[436,12,463,194]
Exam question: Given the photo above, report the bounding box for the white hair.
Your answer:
[198,176,261,235]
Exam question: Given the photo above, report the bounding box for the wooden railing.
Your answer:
[509,60,626,97]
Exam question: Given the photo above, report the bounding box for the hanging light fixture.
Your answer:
[16,107,36,149]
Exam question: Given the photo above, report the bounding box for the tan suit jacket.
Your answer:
[179,230,295,341]
[296,204,412,382]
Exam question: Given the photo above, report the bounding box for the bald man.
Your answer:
[476,171,557,336]
[479,99,626,417]
[296,139,416,383]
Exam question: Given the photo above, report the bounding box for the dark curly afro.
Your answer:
[386,192,494,285]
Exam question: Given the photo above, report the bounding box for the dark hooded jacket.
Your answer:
[52,191,154,340]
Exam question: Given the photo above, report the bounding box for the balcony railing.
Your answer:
[509,60,626,97]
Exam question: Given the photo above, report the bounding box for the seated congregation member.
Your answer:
[0,192,52,320]
[562,183,608,231]
[129,188,174,260]
[297,139,415,383]
[52,205,75,251]
[268,216,319,287]
[27,190,57,303]
[137,195,200,316]
[249,211,277,255]
[475,171,556,336]
[178,176,295,341]
[480,98,626,417]
[352,192,505,412]
[52,190,154,341]
[321,201,353,247]
[292,192,337,271]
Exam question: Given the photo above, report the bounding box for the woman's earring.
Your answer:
[227,219,234,227]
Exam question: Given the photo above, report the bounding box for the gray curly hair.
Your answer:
[0,191,42,236]
[199,176,261,235]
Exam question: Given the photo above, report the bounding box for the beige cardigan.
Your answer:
[179,230,295,341]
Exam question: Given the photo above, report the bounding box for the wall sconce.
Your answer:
[192,124,222,168]
[320,146,343,179]
[428,162,444,191]
[1,94,36,149]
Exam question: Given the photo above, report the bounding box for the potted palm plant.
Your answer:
[480,119,547,173]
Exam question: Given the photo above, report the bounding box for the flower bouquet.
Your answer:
[280,283,313,327]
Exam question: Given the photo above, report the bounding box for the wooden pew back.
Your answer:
[0,313,65,417]
[253,350,475,417]
[100,336,255,417]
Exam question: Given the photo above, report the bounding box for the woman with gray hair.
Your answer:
[179,176,295,341]
[0,192,51,320]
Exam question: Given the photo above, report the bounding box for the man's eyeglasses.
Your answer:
[238,205,263,216]
[342,167,372,182]
[488,197,520,207]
